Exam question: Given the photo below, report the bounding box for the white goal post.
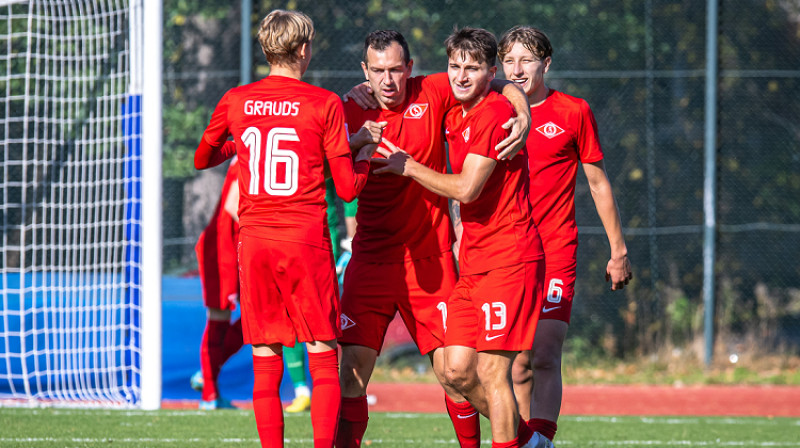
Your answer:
[0,0,162,408]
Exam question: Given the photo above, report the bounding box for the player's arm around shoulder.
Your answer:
[582,159,632,290]
[489,78,531,160]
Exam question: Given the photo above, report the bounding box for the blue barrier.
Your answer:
[0,275,303,403]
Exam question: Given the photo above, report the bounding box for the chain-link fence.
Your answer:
[161,0,800,362]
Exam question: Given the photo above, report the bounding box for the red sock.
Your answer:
[252,355,284,448]
[200,320,228,400]
[491,437,519,448]
[336,395,369,448]
[444,394,480,448]
[516,417,534,445]
[220,318,244,363]
[308,350,341,448]
[528,418,557,442]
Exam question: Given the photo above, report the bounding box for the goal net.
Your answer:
[0,0,161,408]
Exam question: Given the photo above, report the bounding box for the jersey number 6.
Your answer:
[243,126,299,196]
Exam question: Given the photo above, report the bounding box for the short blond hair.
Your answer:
[257,9,315,66]
[498,26,552,61]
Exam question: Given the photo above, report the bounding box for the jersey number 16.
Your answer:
[243,126,299,196]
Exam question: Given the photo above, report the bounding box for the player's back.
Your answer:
[222,76,351,249]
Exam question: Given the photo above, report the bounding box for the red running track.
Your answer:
[164,383,800,417]
[360,383,800,417]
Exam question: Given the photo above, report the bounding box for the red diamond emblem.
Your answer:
[536,122,565,139]
[403,103,429,119]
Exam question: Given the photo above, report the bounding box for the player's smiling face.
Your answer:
[447,51,496,112]
[362,41,413,109]
[501,42,550,98]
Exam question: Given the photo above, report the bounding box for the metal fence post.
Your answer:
[703,0,720,367]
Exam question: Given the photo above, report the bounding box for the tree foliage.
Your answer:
[162,0,800,357]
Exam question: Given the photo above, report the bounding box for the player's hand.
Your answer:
[371,138,413,176]
[495,113,530,160]
[343,81,379,110]
[350,120,387,152]
[605,255,633,291]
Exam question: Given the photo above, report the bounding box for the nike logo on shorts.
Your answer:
[485,334,504,341]
[542,305,561,313]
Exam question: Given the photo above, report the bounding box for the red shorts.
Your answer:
[195,231,239,311]
[238,229,340,346]
[539,257,577,324]
[445,260,545,352]
[339,252,457,355]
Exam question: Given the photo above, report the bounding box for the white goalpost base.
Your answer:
[0,0,161,408]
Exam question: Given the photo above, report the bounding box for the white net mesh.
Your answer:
[0,0,144,407]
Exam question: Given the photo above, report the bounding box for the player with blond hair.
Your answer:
[499,25,633,447]
[194,9,376,448]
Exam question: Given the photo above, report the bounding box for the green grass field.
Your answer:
[2,407,800,447]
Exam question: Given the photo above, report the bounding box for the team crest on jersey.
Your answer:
[340,313,356,331]
[403,103,429,119]
[536,122,565,139]
[462,127,471,142]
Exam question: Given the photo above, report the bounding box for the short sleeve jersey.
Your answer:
[527,90,604,260]
[199,76,351,251]
[445,91,544,275]
[344,73,458,262]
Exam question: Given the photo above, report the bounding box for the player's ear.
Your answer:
[489,65,497,79]
[543,56,552,73]
[407,58,414,73]
[361,61,369,80]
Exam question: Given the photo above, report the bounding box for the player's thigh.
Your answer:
[239,233,338,346]
[443,276,479,349]
[540,257,577,324]
[277,243,340,344]
[339,258,405,353]
[399,252,458,355]
[238,233,288,345]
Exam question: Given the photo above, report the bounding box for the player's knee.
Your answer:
[443,363,477,394]
[531,344,562,372]
[338,347,374,395]
[511,356,533,386]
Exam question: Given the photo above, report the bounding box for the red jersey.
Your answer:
[195,158,240,308]
[344,73,458,262]
[527,90,604,260]
[445,91,544,275]
[199,76,356,251]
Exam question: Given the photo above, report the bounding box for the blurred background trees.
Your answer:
[160,0,800,364]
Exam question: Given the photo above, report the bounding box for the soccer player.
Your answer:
[191,158,244,410]
[194,10,375,448]
[372,27,545,448]
[336,30,532,448]
[499,26,633,447]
